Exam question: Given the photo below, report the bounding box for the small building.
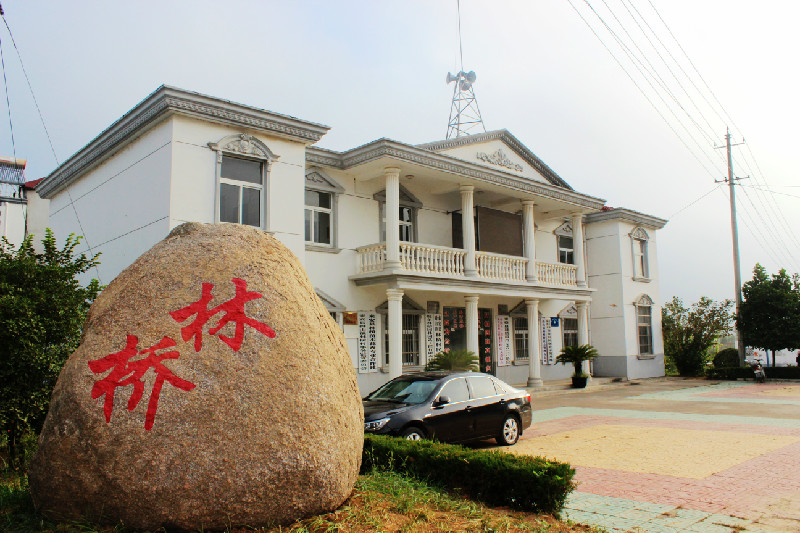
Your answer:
[34,86,666,393]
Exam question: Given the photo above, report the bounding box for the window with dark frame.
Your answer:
[637,303,653,355]
[513,316,529,360]
[383,313,421,366]
[562,317,578,348]
[305,189,332,245]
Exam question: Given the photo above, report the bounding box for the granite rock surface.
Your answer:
[28,222,363,530]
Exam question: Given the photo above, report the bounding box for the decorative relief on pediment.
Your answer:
[476,149,523,172]
[209,134,278,161]
[630,227,649,241]
[306,171,327,185]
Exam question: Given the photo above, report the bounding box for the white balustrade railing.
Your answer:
[476,251,527,281]
[356,243,386,273]
[400,242,465,276]
[356,242,578,288]
[536,261,578,286]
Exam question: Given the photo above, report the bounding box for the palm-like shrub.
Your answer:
[425,349,478,372]
[555,344,599,377]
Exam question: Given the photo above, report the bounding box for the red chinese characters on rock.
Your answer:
[88,335,196,431]
[170,277,276,352]
[88,278,275,430]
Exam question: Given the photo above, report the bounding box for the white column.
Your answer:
[522,200,537,282]
[385,167,401,269]
[461,185,477,277]
[576,301,591,376]
[572,213,586,287]
[387,288,404,378]
[465,295,479,356]
[526,299,542,387]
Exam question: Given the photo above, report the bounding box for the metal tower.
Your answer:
[445,70,486,139]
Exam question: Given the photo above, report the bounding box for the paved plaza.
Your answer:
[510,379,800,533]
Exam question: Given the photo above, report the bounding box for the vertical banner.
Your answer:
[540,316,554,365]
[495,315,512,366]
[479,308,493,374]
[358,311,378,373]
[425,313,444,361]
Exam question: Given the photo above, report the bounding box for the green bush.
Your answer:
[362,434,575,516]
[713,348,740,368]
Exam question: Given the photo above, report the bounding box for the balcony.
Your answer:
[356,242,578,287]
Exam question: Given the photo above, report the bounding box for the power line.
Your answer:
[0,31,14,159]
[1,5,59,164]
[667,183,720,219]
[565,0,721,178]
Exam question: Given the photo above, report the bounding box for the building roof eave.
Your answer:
[585,207,668,229]
[37,86,331,198]
[308,139,605,211]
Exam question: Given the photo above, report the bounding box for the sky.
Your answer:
[0,0,797,305]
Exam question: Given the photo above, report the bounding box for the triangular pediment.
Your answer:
[305,168,344,193]
[417,130,572,189]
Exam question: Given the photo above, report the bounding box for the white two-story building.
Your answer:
[34,86,666,393]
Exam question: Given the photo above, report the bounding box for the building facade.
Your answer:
[34,86,666,394]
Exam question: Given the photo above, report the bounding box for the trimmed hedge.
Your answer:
[713,348,739,368]
[707,366,800,380]
[362,434,576,516]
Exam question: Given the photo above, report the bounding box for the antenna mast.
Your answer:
[446,0,485,139]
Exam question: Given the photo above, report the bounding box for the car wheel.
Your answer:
[497,415,520,446]
[402,426,426,441]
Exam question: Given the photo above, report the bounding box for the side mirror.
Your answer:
[433,395,451,407]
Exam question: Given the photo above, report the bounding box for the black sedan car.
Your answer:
[363,372,532,445]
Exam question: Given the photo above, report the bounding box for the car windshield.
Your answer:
[366,378,439,405]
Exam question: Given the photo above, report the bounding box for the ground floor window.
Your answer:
[384,313,421,366]
[636,295,654,355]
[562,317,578,348]
[513,316,528,360]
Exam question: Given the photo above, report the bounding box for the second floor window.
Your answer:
[558,235,574,264]
[554,221,574,264]
[219,155,263,227]
[380,205,416,242]
[305,190,332,245]
[630,227,650,280]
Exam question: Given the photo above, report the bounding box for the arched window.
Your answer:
[208,134,278,229]
[630,227,650,280]
[635,294,654,356]
[554,221,574,265]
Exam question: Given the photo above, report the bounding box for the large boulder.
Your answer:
[29,222,363,530]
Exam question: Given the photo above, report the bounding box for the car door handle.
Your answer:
[466,405,473,411]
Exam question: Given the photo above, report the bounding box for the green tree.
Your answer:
[0,230,100,469]
[661,296,734,376]
[737,264,800,367]
[425,349,478,371]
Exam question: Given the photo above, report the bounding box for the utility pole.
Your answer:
[716,128,746,366]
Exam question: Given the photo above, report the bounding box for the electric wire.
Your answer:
[667,184,720,219]
[565,0,720,179]
[1,10,58,165]
[579,0,724,174]
[736,186,800,271]
[619,0,721,145]
[716,188,784,269]
[569,0,799,272]
[0,32,15,159]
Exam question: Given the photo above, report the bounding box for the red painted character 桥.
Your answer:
[88,335,196,430]
[170,277,276,352]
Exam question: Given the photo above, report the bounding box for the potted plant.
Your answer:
[425,349,478,371]
[556,344,599,388]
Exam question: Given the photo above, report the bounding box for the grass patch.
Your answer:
[2,471,599,533]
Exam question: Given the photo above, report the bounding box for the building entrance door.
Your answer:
[443,307,494,375]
